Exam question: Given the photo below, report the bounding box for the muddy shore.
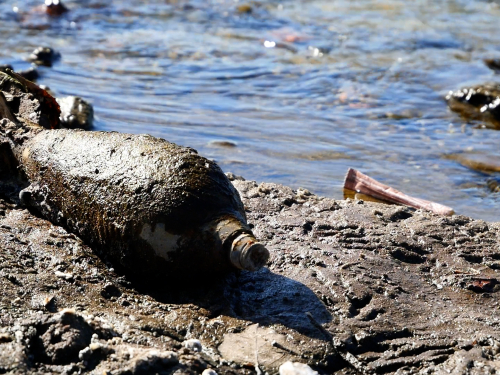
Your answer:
[1,170,500,374]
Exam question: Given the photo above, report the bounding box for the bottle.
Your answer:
[1,70,269,282]
[16,130,269,281]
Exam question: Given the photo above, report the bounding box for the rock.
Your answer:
[56,96,94,129]
[219,324,299,368]
[17,67,39,82]
[444,153,500,174]
[0,69,60,129]
[484,58,500,73]
[208,140,237,148]
[279,361,318,375]
[446,84,500,128]
[27,47,60,67]
[0,64,14,72]
[0,65,39,82]
[44,0,69,16]
[184,339,202,352]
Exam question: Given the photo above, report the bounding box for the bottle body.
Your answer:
[17,129,268,282]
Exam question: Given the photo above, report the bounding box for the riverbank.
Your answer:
[1,172,499,374]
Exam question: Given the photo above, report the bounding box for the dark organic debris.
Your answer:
[468,278,499,293]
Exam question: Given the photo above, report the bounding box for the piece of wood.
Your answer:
[343,168,455,216]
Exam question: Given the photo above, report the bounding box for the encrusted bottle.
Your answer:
[0,69,269,283]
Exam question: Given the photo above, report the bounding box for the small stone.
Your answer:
[183,338,202,352]
[279,361,318,375]
[202,369,218,375]
[55,271,74,281]
[78,346,92,361]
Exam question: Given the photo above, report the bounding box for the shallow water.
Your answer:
[1,0,500,221]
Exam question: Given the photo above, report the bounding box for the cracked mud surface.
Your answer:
[1,175,500,374]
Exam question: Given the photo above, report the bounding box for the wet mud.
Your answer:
[1,173,500,374]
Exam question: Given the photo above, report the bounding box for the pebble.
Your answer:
[279,361,318,375]
[202,370,218,375]
[183,338,202,352]
[55,271,73,280]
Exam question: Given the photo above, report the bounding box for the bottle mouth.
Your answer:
[230,233,270,271]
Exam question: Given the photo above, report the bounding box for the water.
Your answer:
[1,0,500,221]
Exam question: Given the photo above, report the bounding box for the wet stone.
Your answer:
[484,58,500,73]
[27,47,61,67]
[446,84,500,128]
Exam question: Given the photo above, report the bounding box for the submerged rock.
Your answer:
[446,84,500,128]
[484,58,500,73]
[27,47,61,67]
[44,0,69,16]
[0,65,39,82]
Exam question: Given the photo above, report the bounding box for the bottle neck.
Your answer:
[210,215,270,272]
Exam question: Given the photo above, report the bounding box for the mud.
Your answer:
[1,173,500,374]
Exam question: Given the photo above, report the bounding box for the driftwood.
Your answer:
[343,168,454,216]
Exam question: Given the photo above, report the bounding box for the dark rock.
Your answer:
[30,310,94,364]
[44,0,69,16]
[446,84,500,128]
[27,47,61,67]
[0,64,14,73]
[484,58,500,73]
[17,67,39,82]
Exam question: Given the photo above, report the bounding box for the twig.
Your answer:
[343,168,454,216]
